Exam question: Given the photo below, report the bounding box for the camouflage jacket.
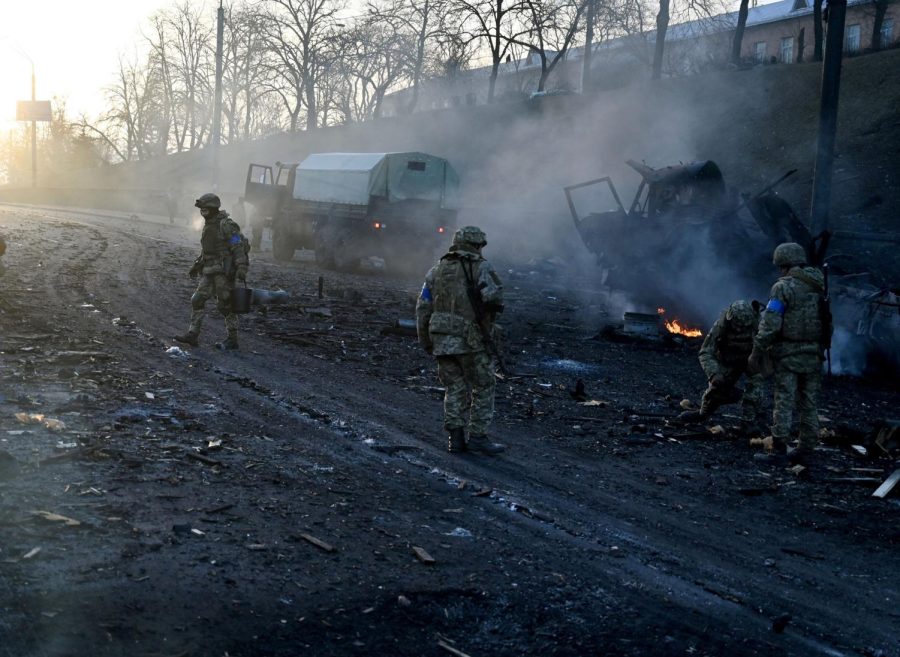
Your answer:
[415,247,504,356]
[699,307,759,377]
[198,211,249,276]
[755,266,826,372]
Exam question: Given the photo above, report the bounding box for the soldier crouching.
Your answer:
[416,226,506,455]
[174,193,249,350]
[680,300,766,434]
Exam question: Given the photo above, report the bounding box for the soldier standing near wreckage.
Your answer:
[749,242,831,465]
[416,226,506,455]
[680,299,766,433]
[174,193,249,350]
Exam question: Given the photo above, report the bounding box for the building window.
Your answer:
[754,41,767,62]
[846,24,861,53]
[881,18,894,47]
[781,36,794,63]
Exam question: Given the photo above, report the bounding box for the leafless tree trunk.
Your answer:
[651,0,669,79]
[451,0,531,102]
[368,0,449,114]
[260,0,344,131]
[871,0,890,51]
[731,0,750,65]
[582,0,595,91]
[813,0,823,61]
[512,0,587,92]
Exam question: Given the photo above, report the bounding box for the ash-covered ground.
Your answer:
[0,205,898,657]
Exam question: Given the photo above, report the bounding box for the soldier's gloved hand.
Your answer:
[709,373,726,387]
[235,266,248,286]
[747,348,762,375]
[189,265,200,279]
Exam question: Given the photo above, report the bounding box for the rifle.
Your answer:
[461,259,507,374]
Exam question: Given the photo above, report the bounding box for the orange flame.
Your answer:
[664,318,703,338]
[657,307,703,337]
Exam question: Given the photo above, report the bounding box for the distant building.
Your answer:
[381,0,897,117]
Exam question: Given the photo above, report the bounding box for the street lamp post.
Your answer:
[30,59,36,188]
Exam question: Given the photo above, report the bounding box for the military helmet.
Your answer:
[725,299,756,328]
[453,225,487,248]
[194,193,221,210]
[772,242,807,267]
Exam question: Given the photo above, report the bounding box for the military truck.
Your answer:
[244,152,460,271]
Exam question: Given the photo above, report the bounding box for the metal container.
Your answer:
[623,312,661,337]
[230,287,253,314]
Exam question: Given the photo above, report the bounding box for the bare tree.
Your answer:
[730,0,750,65]
[450,0,532,102]
[222,4,273,142]
[512,0,587,92]
[813,0,823,61]
[259,0,345,131]
[333,18,413,120]
[869,0,892,51]
[368,0,450,113]
[651,0,669,78]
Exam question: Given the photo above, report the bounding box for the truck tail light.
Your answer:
[373,221,382,229]
[438,226,445,233]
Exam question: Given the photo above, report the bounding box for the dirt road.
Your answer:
[1,205,897,657]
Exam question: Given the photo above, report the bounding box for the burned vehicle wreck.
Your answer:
[565,159,811,323]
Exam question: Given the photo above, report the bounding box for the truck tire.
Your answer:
[272,226,296,262]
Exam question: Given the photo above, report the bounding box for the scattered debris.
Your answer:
[381,318,417,337]
[438,640,473,657]
[14,413,66,431]
[32,511,81,527]
[444,527,473,538]
[165,346,189,358]
[872,468,900,499]
[297,533,335,553]
[412,546,436,564]
[186,452,223,467]
[22,547,42,560]
[771,613,792,633]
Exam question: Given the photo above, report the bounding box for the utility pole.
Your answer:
[810,0,847,238]
[212,0,225,190]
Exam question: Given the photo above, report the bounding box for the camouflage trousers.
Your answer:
[771,365,821,448]
[189,274,238,335]
[699,365,764,423]
[436,351,495,436]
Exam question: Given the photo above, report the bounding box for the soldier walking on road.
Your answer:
[416,226,506,455]
[174,193,249,350]
[749,242,831,465]
[680,300,766,434]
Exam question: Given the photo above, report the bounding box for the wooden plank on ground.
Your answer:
[298,533,335,553]
[872,468,900,499]
[412,546,435,564]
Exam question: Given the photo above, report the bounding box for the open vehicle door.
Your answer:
[244,164,278,216]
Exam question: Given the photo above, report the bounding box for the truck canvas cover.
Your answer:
[293,152,460,209]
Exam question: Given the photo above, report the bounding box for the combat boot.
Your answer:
[753,437,789,465]
[677,410,708,424]
[217,332,239,350]
[447,427,466,454]
[787,445,814,467]
[467,433,505,455]
[173,331,199,347]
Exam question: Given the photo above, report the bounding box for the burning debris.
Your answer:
[657,308,703,338]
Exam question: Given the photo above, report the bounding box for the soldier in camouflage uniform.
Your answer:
[416,226,506,455]
[174,193,249,350]
[749,242,829,464]
[680,300,766,433]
